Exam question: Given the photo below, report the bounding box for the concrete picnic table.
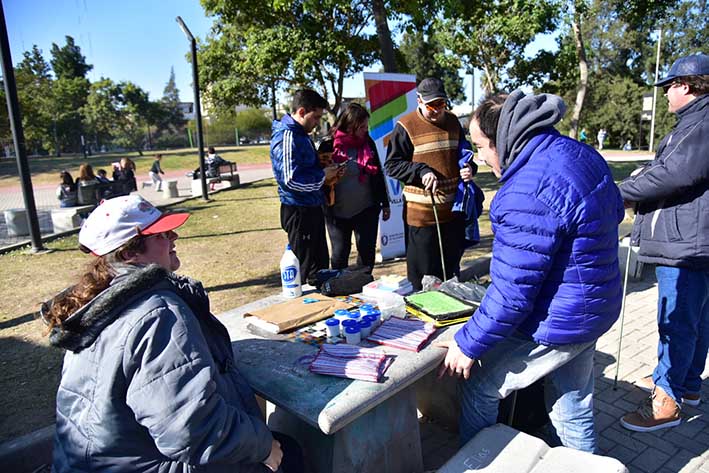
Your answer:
[216,292,460,473]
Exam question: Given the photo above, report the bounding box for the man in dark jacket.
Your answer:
[619,53,709,432]
[436,91,624,452]
[384,77,476,290]
[270,89,340,283]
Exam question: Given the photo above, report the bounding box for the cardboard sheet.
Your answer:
[244,295,352,333]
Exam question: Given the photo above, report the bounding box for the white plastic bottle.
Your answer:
[280,244,302,298]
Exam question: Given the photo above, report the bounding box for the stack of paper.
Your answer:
[362,276,413,298]
[379,275,409,290]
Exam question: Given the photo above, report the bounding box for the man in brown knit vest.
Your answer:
[385,77,476,290]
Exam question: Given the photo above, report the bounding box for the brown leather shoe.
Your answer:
[682,392,701,407]
[634,375,701,406]
[620,386,681,432]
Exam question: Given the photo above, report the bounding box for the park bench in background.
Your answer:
[162,179,179,198]
[191,162,240,196]
[50,204,94,233]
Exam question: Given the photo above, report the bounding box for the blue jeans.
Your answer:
[653,266,709,401]
[459,332,597,453]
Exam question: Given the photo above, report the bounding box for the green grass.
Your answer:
[0,145,271,189]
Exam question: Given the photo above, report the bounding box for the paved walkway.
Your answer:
[0,164,273,249]
[420,269,709,472]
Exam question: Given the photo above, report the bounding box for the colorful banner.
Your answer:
[364,72,419,260]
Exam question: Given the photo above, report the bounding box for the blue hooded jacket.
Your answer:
[270,114,325,206]
[454,91,624,360]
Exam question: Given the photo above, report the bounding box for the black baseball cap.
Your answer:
[417,77,448,104]
[654,53,709,86]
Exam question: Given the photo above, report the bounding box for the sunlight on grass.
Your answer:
[0,145,271,188]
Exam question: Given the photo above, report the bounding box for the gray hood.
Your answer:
[497,89,567,170]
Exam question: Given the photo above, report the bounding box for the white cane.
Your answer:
[613,208,637,390]
[430,191,447,281]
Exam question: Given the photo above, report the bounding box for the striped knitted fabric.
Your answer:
[309,344,392,383]
[367,317,437,352]
[398,110,462,227]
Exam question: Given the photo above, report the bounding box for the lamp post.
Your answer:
[649,28,662,152]
[0,0,45,252]
[176,16,208,201]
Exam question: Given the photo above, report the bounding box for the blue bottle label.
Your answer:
[282,265,298,284]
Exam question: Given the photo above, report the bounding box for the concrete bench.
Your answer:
[437,423,628,473]
[3,208,29,237]
[162,179,179,198]
[191,174,240,196]
[50,205,94,233]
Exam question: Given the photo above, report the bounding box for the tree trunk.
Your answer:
[371,0,397,73]
[570,8,588,140]
[53,120,61,157]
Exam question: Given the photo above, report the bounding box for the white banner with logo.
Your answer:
[363,72,419,260]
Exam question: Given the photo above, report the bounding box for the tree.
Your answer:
[82,78,122,150]
[113,82,152,155]
[50,36,92,80]
[235,108,272,139]
[371,0,397,72]
[398,30,465,103]
[158,67,186,134]
[50,36,92,153]
[0,87,12,154]
[437,0,559,93]
[14,45,54,154]
[512,0,683,144]
[199,0,379,117]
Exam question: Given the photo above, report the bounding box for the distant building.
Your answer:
[177,102,195,120]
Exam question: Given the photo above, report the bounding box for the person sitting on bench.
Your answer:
[206,146,230,178]
[42,195,303,473]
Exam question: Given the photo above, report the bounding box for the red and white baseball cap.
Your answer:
[79,195,190,256]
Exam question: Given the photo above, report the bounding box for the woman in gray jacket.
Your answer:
[42,195,301,472]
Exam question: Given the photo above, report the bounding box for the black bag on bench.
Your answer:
[320,269,374,296]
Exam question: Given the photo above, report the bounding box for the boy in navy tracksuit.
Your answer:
[270,89,340,283]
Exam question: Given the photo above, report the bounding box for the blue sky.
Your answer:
[5,0,557,107]
[6,0,215,102]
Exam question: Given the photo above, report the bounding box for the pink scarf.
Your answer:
[332,129,379,182]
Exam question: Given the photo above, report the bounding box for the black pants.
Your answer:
[325,205,380,272]
[280,204,329,284]
[406,215,465,291]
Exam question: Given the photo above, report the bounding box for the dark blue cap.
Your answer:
[654,54,709,86]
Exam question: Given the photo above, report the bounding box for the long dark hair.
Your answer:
[60,170,76,191]
[42,236,148,331]
[331,102,370,136]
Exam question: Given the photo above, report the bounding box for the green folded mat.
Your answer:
[405,291,477,321]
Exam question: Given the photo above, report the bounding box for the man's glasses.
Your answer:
[662,82,681,94]
[424,101,448,112]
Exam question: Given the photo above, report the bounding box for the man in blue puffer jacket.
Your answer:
[271,89,340,283]
[436,91,624,452]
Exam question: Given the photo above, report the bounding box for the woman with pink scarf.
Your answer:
[317,103,390,272]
